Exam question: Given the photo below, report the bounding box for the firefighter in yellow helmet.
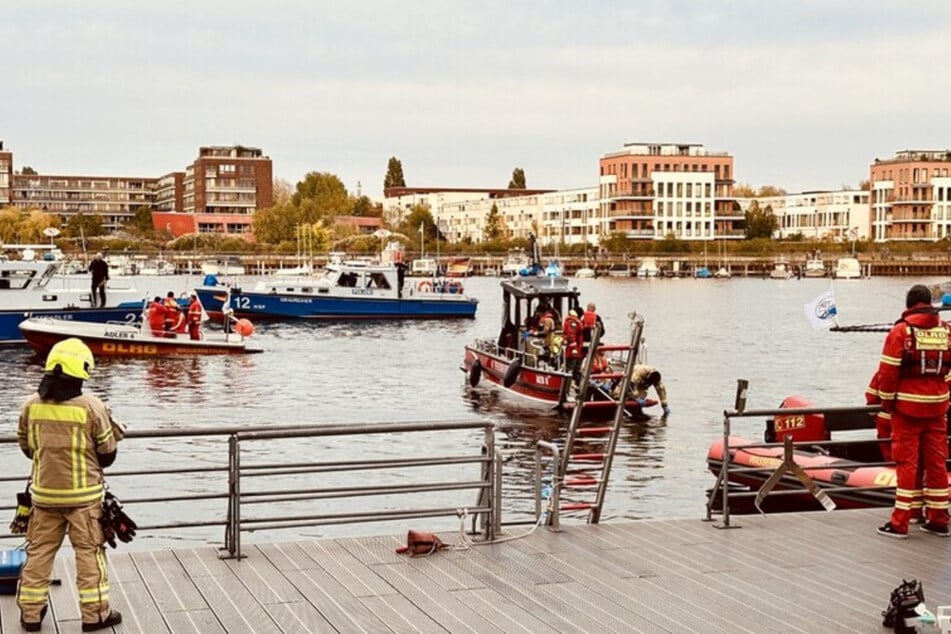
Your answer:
[16,338,123,632]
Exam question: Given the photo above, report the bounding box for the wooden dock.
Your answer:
[2,508,949,633]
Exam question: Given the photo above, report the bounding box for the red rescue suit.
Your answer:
[875,303,951,532]
[187,298,203,341]
[147,301,167,337]
[563,313,584,361]
[163,297,185,334]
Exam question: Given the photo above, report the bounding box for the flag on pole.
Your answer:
[803,286,838,330]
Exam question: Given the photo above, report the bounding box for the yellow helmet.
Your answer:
[45,338,95,380]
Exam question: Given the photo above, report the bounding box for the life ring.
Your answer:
[447,281,463,295]
[502,358,522,388]
[417,280,433,293]
[468,359,482,387]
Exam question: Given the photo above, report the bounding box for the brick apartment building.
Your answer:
[599,142,744,241]
[1,142,273,238]
[869,150,951,242]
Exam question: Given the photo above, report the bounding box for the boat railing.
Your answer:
[706,380,906,528]
[0,420,500,559]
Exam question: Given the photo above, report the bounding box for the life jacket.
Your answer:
[899,322,951,377]
[582,311,597,330]
[148,302,167,333]
[188,299,203,324]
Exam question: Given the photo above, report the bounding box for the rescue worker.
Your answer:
[187,293,203,341]
[16,338,122,632]
[563,308,585,386]
[163,291,183,335]
[581,302,605,349]
[147,296,167,337]
[614,365,670,418]
[875,284,951,538]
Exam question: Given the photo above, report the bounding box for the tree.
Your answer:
[508,167,526,189]
[744,200,779,239]
[350,195,380,217]
[20,166,37,175]
[484,203,505,240]
[399,205,436,244]
[272,178,294,205]
[253,201,299,244]
[384,156,406,190]
[292,172,350,222]
[19,209,59,243]
[733,183,756,198]
[65,213,105,239]
[0,207,22,243]
[757,185,786,197]
[125,207,154,236]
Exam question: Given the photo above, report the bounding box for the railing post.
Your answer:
[220,433,244,560]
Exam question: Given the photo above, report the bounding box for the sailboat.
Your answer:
[575,241,596,278]
[694,241,712,278]
[714,240,732,278]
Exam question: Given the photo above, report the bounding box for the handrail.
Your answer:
[0,420,498,559]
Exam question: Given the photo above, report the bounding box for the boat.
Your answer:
[410,258,438,277]
[803,258,826,278]
[833,257,862,279]
[18,313,260,356]
[714,266,732,279]
[694,266,712,279]
[768,261,795,279]
[201,257,246,276]
[445,258,471,278]
[636,257,660,278]
[606,263,632,278]
[461,238,653,420]
[272,263,314,276]
[501,248,531,277]
[705,395,934,513]
[0,260,152,344]
[194,258,478,320]
[575,265,596,279]
[138,259,176,276]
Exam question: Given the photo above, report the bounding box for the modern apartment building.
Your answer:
[598,142,743,241]
[869,150,951,242]
[758,189,871,240]
[540,187,600,247]
[2,143,273,238]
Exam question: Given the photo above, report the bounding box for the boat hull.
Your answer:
[195,286,478,320]
[18,318,259,356]
[0,305,144,344]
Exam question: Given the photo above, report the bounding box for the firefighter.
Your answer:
[875,284,951,539]
[187,293,203,341]
[614,364,670,418]
[16,338,123,631]
[563,308,585,386]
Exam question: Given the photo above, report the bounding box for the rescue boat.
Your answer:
[706,395,951,513]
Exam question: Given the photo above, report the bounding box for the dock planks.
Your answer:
[2,508,949,633]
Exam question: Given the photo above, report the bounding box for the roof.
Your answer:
[500,276,580,300]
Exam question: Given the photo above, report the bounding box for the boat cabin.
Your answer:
[496,275,583,353]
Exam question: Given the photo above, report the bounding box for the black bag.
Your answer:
[882,578,924,633]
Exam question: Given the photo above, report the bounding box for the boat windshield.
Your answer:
[0,263,48,290]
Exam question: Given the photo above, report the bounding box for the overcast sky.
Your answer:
[3,1,950,199]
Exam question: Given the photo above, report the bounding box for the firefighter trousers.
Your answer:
[889,411,950,532]
[17,502,111,625]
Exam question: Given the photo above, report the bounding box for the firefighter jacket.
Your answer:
[17,393,117,508]
[563,314,585,360]
[629,365,668,408]
[876,303,951,420]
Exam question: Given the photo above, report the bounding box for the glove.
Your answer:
[635,398,647,407]
[662,405,671,418]
[102,520,118,549]
[9,489,32,535]
[101,491,137,548]
[114,507,137,543]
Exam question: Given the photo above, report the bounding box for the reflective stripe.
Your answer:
[924,487,950,496]
[880,355,901,366]
[895,392,949,403]
[895,500,912,510]
[28,403,88,424]
[95,427,114,444]
[896,488,919,498]
[18,585,49,602]
[30,483,103,506]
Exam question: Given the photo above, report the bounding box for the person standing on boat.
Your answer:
[563,308,585,386]
[875,284,950,539]
[16,338,123,632]
[88,252,109,308]
[147,296,167,337]
[187,293,203,341]
[614,365,670,418]
[163,291,183,335]
[582,302,605,350]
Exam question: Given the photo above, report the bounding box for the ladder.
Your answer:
[552,314,645,524]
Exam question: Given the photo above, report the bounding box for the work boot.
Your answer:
[877,522,908,539]
[82,610,122,632]
[20,605,47,632]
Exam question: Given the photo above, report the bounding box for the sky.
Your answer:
[3,1,950,200]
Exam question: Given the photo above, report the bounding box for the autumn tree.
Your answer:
[398,205,436,245]
[272,178,294,205]
[733,183,756,198]
[350,195,380,217]
[0,207,22,243]
[292,172,351,223]
[19,166,37,175]
[757,185,786,197]
[484,203,505,240]
[384,156,406,190]
[253,201,299,245]
[19,209,60,243]
[65,213,105,239]
[508,167,526,189]
[744,200,779,239]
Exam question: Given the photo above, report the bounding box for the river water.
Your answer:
[0,273,938,546]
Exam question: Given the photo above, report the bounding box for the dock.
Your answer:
[2,508,947,633]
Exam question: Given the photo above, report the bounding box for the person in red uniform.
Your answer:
[187,293,203,341]
[563,308,585,387]
[875,284,951,538]
[163,292,184,335]
[146,296,167,337]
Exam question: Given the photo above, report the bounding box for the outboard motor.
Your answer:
[765,395,829,443]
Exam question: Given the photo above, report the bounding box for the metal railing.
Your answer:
[1,420,499,559]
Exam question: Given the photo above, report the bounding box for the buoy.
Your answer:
[447,280,463,294]
[417,280,433,293]
[502,358,522,388]
[468,359,482,387]
[234,319,254,337]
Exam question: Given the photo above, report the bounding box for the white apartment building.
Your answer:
[540,187,600,247]
[759,189,871,240]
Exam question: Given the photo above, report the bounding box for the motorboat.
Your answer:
[714,266,732,279]
[194,258,478,320]
[575,265,596,279]
[606,263,632,278]
[410,258,438,277]
[769,261,795,279]
[636,257,660,278]
[502,248,531,276]
[18,313,260,356]
[803,258,827,278]
[138,259,176,276]
[0,260,151,344]
[694,266,712,279]
[833,257,862,279]
[201,257,246,276]
[706,395,922,513]
[461,237,653,420]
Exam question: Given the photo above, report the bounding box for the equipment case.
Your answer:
[0,548,26,594]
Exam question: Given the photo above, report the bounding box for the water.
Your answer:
[0,273,936,545]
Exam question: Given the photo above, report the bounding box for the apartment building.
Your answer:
[540,187,600,247]
[759,189,871,240]
[2,142,273,238]
[598,142,743,241]
[869,150,951,242]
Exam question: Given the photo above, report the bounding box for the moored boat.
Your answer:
[0,260,152,344]
[803,258,827,278]
[636,257,660,278]
[195,258,478,321]
[833,257,862,279]
[769,261,795,279]
[18,313,260,356]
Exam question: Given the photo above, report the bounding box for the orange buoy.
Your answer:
[234,318,255,337]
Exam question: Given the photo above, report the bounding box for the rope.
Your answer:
[830,323,893,333]
[451,480,562,550]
